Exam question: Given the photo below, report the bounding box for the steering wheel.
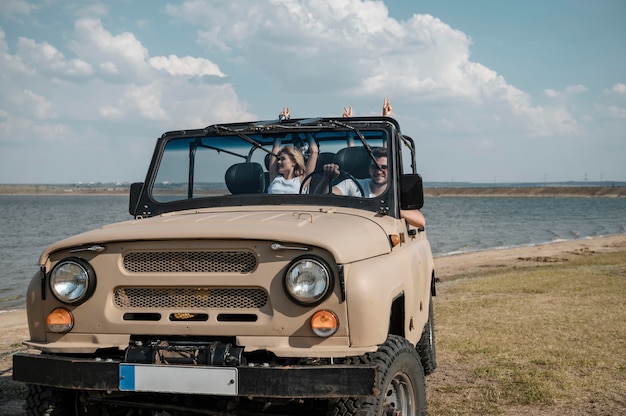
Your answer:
[300,170,365,197]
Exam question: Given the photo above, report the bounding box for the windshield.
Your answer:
[150,128,388,204]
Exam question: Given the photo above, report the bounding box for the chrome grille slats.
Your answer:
[114,287,268,309]
[123,250,257,273]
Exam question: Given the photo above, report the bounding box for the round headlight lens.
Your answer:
[50,258,95,305]
[284,258,332,305]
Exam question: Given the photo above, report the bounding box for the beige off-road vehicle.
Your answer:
[14,116,436,415]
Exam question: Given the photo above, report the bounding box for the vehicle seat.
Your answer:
[263,153,273,192]
[225,162,266,194]
[334,147,371,179]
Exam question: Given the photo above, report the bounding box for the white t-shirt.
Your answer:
[335,178,375,198]
[267,176,301,194]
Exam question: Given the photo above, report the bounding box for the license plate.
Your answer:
[119,364,238,395]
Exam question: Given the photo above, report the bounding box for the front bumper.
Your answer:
[13,353,378,398]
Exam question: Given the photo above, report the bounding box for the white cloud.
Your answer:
[69,18,150,80]
[565,84,588,94]
[0,27,32,75]
[612,83,626,94]
[0,15,250,149]
[2,0,622,183]
[167,0,576,137]
[99,61,119,74]
[148,55,225,77]
[99,105,123,120]
[10,89,57,119]
[16,37,93,77]
[0,114,72,144]
[608,106,626,118]
[126,83,168,121]
[0,0,36,18]
[545,89,559,98]
[546,84,588,98]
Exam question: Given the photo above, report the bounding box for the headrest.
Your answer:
[225,162,265,194]
[315,152,336,171]
[264,153,272,170]
[334,147,373,179]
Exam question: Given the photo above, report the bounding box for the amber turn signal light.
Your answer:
[46,308,74,333]
[389,234,401,247]
[311,310,339,337]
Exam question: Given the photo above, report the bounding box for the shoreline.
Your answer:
[433,233,626,281]
[1,185,625,198]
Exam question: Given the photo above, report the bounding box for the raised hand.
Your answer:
[279,107,290,120]
[382,98,392,117]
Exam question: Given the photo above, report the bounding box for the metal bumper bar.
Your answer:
[13,353,378,398]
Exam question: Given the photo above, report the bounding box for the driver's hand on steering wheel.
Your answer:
[322,163,340,179]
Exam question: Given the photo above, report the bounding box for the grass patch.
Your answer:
[427,251,626,415]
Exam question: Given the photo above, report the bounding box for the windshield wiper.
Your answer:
[213,125,275,157]
[329,120,382,169]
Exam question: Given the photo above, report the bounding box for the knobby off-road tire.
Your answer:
[328,335,426,416]
[25,384,132,416]
[416,294,436,376]
[26,385,73,416]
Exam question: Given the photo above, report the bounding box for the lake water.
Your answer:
[1,194,625,310]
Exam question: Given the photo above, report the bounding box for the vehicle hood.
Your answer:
[40,206,395,264]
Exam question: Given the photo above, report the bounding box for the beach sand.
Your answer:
[433,233,626,281]
[1,234,625,414]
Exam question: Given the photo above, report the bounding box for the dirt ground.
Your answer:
[2,234,625,415]
[0,309,29,415]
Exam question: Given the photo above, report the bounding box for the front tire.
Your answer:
[329,335,426,416]
[25,385,131,416]
[26,385,73,416]
[417,294,436,376]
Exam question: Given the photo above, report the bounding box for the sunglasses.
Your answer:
[370,164,388,171]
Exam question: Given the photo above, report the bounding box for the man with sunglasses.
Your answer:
[320,147,388,198]
[318,147,426,228]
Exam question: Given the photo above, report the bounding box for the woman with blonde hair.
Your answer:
[267,107,319,194]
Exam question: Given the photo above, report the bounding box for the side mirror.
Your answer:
[400,174,424,210]
[129,182,144,216]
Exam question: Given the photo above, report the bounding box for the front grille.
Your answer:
[114,287,268,309]
[123,251,257,273]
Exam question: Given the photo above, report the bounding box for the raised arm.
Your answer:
[269,136,281,182]
[269,107,290,181]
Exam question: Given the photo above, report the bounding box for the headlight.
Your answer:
[284,257,333,306]
[49,258,96,305]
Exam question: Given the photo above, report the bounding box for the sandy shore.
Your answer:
[1,233,625,412]
[433,233,626,281]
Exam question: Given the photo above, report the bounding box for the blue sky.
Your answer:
[1,0,625,184]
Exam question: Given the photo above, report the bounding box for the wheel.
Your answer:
[416,294,437,376]
[302,169,365,196]
[328,335,426,416]
[25,385,132,416]
[26,385,71,416]
[301,170,332,194]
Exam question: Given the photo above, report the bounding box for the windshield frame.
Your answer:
[133,117,408,218]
